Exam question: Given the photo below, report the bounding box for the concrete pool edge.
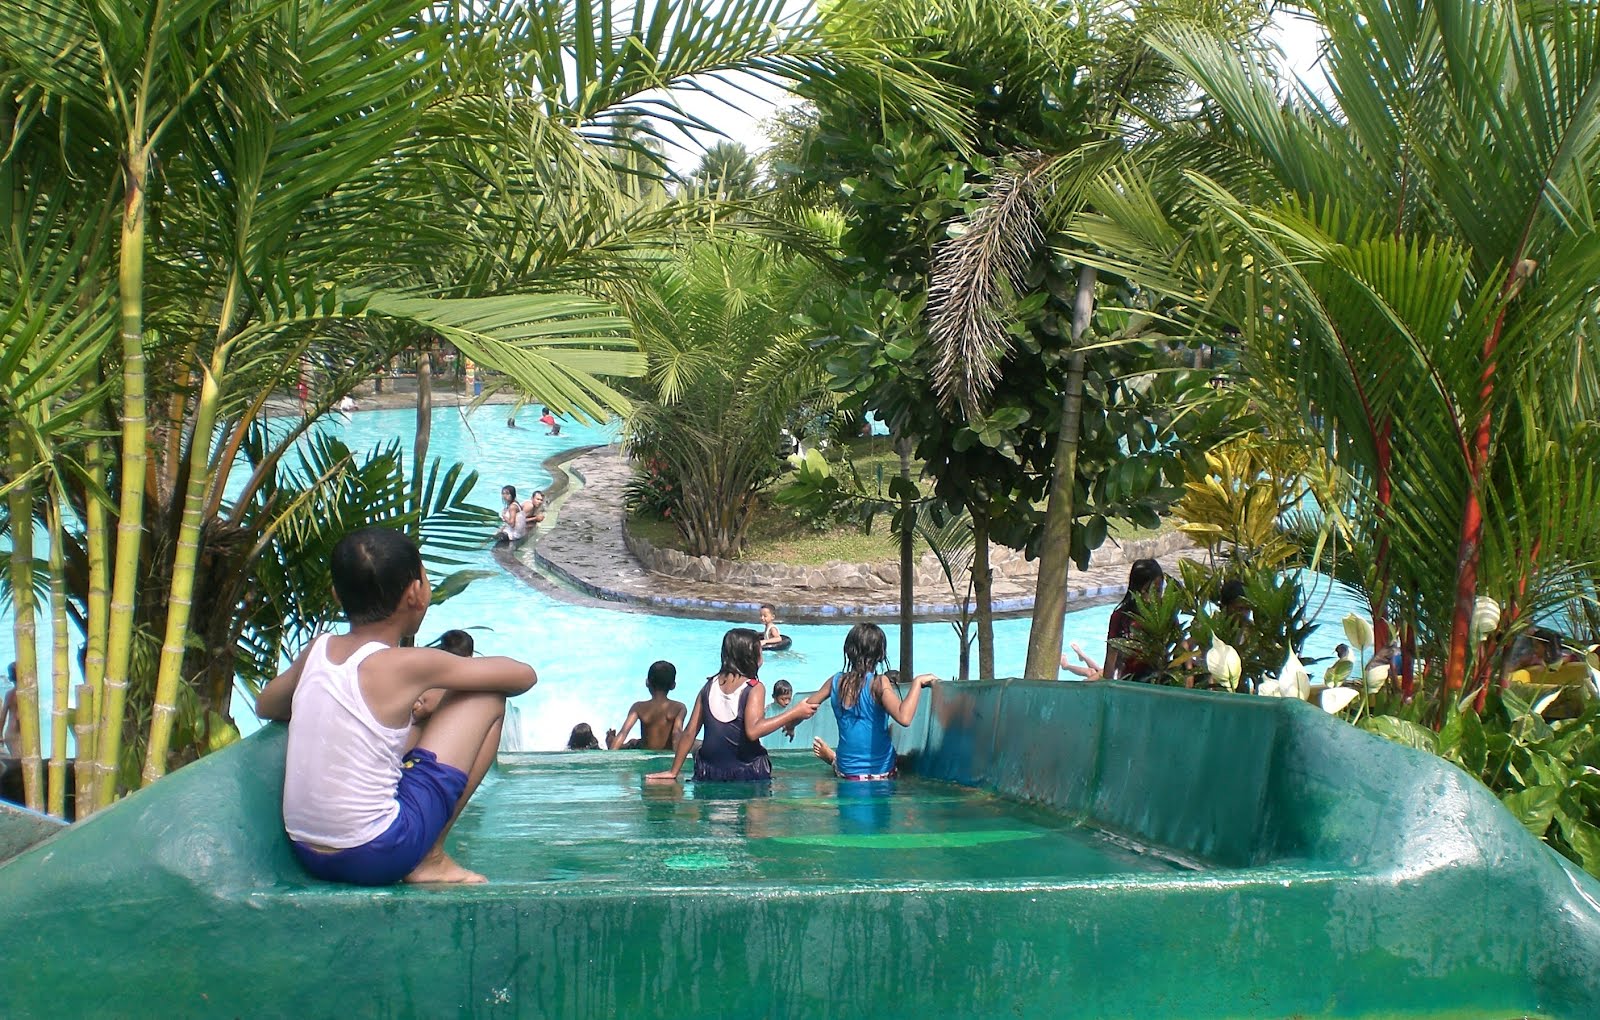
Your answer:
[1,683,1597,1017]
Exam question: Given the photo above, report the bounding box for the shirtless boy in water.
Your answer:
[257,527,536,885]
[606,661,687,750]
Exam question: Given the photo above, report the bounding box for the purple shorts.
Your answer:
[290,748,469,886]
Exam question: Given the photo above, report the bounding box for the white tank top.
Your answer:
[282,635,413,848]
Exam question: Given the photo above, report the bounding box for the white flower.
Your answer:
[1260,651,1312,700]
[1320,687,1360,714]
[1281,650,1311,700]
[1363,663,1391,694]
[1342,613,1374,653]
[1471,597,1501,640]
[1206,637,1242,692]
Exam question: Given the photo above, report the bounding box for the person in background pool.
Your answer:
[0,663,17,757]
[412,630,474,726]
[758,604,790,652]
[770,679,793,711]
[538,407,561,436]
[567,723,600,750]
[256,527,538,885]
[644,628,817,783]
[1059,642,1104,680]
[521,489,546,526]
[606,661,687,750]
[797,625,937,781]
[1103,558,1165,683]
[495,485,527,543]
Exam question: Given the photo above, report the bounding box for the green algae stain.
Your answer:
[767,830,1046,849]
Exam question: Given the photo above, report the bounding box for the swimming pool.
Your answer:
[0,405,1368,752]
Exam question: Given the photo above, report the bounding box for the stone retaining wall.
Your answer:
[623,524,1192,593]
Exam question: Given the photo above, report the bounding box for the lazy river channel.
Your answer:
[0,405,1368,752]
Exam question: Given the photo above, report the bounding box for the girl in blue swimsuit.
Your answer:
[800,623,937,780]
[645,628,818,783]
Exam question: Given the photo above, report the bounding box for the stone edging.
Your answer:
[623,524,1193,593]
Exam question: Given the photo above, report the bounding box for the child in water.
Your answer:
[759,604,789,651]
[412,629,475,724]
[567,723,600,750]
[256,527,537,885]
[771,679,793,711]
[645,629,817,782]
[797,623,936,780]
[607,661,687,750]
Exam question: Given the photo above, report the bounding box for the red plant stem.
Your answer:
[1445,276,1519,694]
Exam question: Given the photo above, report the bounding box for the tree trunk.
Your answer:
[8,430,43,810]
[898,437,914,680]
[411,342,432,542]
[97,139,154,809]
[144,345,229,785]
[79,437,109,812]
[973,511,995,680]
[1024,265,1096,679]
[46,498,71,817]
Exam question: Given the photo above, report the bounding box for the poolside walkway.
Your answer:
[502,446,1203,621]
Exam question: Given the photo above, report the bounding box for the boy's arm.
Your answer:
[395,649,537,696]
[256,641,315,721]
[669,702,687,745]
[608,707,640,750]
[646,697,703,781]
[746,682,817,740]
[802,676,833,707]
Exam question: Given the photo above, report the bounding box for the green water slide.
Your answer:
[1,681,1597,1018]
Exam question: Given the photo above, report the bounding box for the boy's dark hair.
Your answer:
[331,528,424,626]
[1218,579,1248,609]
[772,679,793,699]
[437,630,474,657]
[715,628,763,681]
[760,603,776,614]
[646,660,677,692]
[1335,643,1350,658]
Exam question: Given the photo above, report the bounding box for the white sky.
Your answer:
[661,8,1328,173]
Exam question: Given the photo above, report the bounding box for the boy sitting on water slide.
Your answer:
[257,527,537,885]
[607,660,687,750]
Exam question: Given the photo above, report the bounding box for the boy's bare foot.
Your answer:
[404,850,486,885]
[811,736,836,766]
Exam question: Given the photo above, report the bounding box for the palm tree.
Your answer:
[626,217,843,558]
[1068,0,1600,700]
[684,141,764,200]
[0,0,968,813]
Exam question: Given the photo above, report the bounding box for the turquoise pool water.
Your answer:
[0,405,1368,752]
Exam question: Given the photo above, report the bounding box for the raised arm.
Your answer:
[878,672,937,727]
[745,681,817,740]
[398,648,537,696]
[646,696,703,782]
[255,640,315,721]
[607,707,641,750]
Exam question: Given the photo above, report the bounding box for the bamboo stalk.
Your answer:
[46,496,70,816]
[145,267,241,784]
[79,437,110,812]
[8,431,43,809]
[96,138,154,809]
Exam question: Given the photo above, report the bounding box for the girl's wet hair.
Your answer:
[837,623,888,709]
[502,484,517,501]
[714,628,763,681]
[567,723,600,750]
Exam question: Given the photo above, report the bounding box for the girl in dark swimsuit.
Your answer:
[645,629,818,783]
